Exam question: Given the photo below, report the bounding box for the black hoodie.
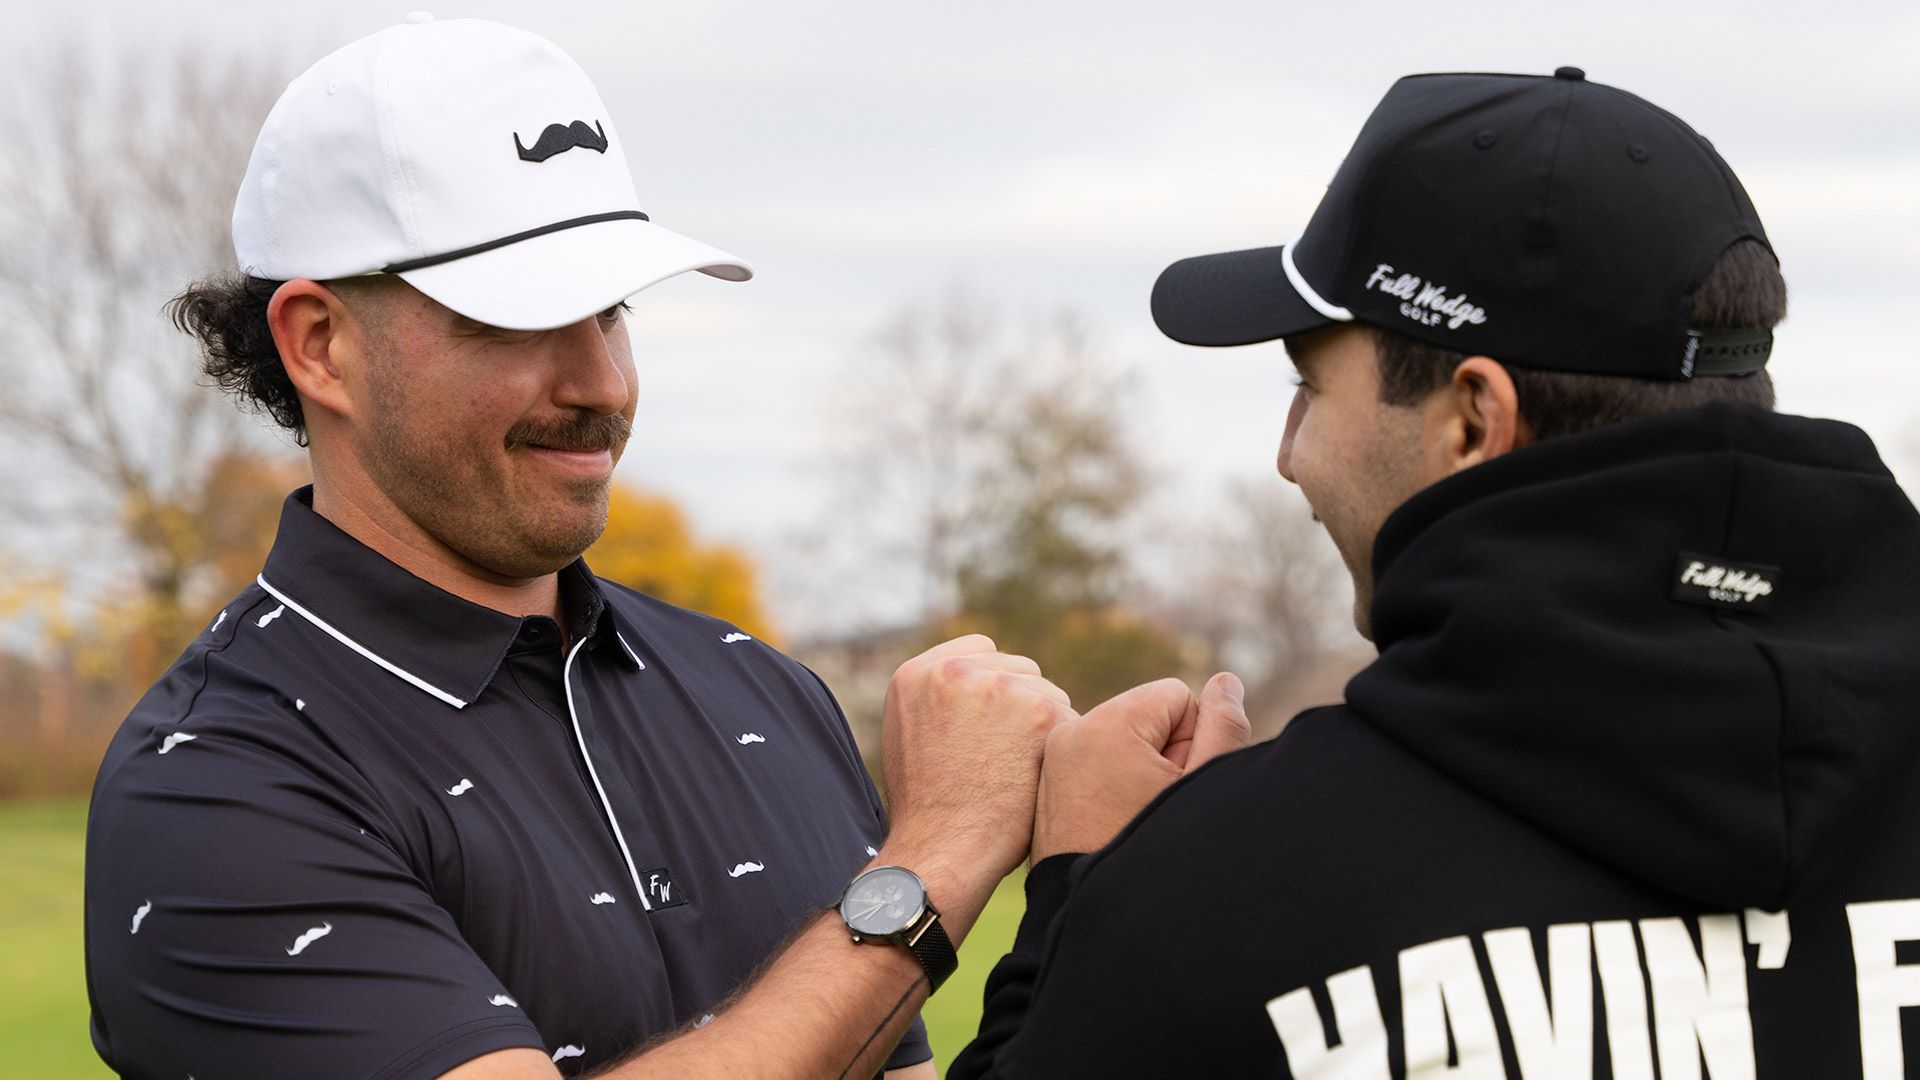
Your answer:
[953,404,1920,1079]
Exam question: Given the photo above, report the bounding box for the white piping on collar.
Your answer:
[255,574,469,709]
[1281,237,1355,322]
[614,631,645,669]
[561,637,653,910]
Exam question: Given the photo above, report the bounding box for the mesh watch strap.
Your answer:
[905,913,958,994]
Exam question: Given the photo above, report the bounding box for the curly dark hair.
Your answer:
[1371,239,1786,442]
[170,273,307,445]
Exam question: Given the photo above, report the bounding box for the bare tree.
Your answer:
[814,289,1152,626]
[813,285,1013,625]
[0,44,292,637]
[799,288,1172,758]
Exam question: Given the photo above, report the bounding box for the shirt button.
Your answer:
[519,622,547,643]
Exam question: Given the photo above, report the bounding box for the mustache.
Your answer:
[506,413,631,453]
[514,119,609,163]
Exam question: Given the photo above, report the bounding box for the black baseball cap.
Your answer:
[1151,68,1776,379]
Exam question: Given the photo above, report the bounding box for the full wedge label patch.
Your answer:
[1672,552,1780,614]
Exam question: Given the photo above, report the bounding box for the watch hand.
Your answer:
[857,900,887,920]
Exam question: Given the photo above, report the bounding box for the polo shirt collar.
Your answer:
[257,487,638,709]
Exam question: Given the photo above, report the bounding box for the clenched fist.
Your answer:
[876,636,1075,933]
[1031,672,1250,864]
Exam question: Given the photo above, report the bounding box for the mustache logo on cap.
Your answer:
[514,119,609,163]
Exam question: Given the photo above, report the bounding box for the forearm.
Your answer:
[599,915,923,1079]
[597,842,997,1080]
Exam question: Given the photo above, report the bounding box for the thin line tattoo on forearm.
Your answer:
[835,976,926,1080]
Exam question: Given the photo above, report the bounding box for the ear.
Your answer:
[266,279,362,428]
[1435,355,1532,473]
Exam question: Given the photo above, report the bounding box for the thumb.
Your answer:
[1084,678,1193,752]
[1185,672,1252,773]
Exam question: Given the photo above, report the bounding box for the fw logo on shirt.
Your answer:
[642,867,686,910]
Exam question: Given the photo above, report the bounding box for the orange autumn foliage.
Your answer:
[585,487,776,645]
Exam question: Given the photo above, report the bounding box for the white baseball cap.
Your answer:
[233,12,751,331]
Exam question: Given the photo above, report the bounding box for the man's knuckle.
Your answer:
[933,655,974,685]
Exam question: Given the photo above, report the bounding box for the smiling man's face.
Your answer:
[338,278,637,580]
[1276,326,1434,640]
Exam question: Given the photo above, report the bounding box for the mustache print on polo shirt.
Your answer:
[157,732,197,755]
[506,413,632,455]
[286,922,333,956]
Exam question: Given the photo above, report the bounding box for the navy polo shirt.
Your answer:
[84,487,928,1078]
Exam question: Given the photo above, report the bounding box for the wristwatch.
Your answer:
[837,865,959,994]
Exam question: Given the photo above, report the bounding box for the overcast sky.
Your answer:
[11,0,1919,630]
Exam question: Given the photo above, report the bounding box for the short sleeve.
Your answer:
[85,711,544,1079]
[886,1015,932,1070]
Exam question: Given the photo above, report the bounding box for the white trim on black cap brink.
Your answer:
[1281,238,1355,322]
[1155,71,1777,379]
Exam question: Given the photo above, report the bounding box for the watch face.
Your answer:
[842,866,926,936]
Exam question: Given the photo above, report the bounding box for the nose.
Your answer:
[1276,387,1306,483]
[548,311,631,416]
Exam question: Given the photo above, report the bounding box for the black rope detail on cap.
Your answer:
[382,210,651,274]
[1682,327,1773,378]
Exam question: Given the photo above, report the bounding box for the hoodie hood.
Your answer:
[1346,403,1920,910]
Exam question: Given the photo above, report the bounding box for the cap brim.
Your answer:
[1150,244,1336,347]
[397,216,753,331]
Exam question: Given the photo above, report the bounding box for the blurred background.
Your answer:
[3,0,1915,1074]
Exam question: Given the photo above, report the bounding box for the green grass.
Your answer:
[922,871,1027,1075]
[0,796,1024,1077]
[0,798,112,1077]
